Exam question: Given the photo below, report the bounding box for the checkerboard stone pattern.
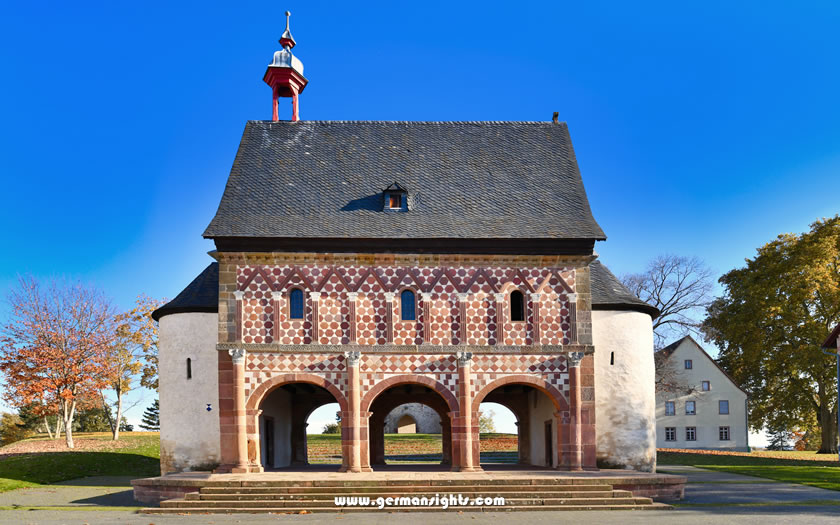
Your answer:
[360,354,459,399]
[471,355,570,402]
[235,264,577,346]
[244,353,348,400]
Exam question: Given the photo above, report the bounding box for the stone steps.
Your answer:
[198,483,616,494]
[189,489,633,500]
[141,479,671,514]
[144,503,673,513]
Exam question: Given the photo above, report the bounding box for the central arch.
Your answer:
[361,375,459,469]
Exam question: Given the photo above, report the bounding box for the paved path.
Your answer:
[658,465,840,505]
[0,476,141,509]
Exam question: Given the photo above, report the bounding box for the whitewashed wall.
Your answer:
[259,388,292,468]
[383,403,442,434]
[158,313,221,473]
[592,310,657,472]
[527,389,558,467]
[655,339,749,451]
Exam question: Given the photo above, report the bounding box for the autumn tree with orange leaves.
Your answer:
[0,277,114,449]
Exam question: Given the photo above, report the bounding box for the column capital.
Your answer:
[233,290,245,300]
[566,351,585,367]
[228,348,247,365]
[566,292,577,303]
[455,350,473,366]
[456,292,470,301]
[529,292,541,301]
[347,291,359,300]
[420,292,433,301]
[271,290,283,300]
[383,292,396,302]
[309,291,322,300]
[344,350,362,367]
[493,292,506,302]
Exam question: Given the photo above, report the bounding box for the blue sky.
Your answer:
[1,2,839,436]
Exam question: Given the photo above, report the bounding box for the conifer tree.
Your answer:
[139,399,159,431]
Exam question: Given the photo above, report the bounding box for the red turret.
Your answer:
[263,11,308,121]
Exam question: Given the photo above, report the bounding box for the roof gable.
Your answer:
[658,336,748,396]
[203,121,606,242]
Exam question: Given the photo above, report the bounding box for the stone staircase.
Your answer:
[141,479,672,513]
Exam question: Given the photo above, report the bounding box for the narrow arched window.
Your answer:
[289,289,304,319]
[400,289,416,321]
[186,358,192,380]
[510,290,525,322]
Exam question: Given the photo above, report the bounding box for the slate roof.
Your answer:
[590,260,659,318]
[151,263,219,321]
[203,121,606,241]
[823,324,840,349]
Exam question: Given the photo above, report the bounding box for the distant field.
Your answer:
[658,448,840,491]
[0,432,160,493]
[307,433,518,464]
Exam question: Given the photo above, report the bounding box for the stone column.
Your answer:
[457,293,468,345]
[494,292,506,345]
[530,292,541,344]
[347,292,358,343]
[563,351,584,471]
[309,292,321,343]
[383,292,395,344]
[344,350,363,472]
[567,293,578,343]
[228,348,249,473]
[233,291,244,342]
[455,350,479,471]
[421,292,432,344]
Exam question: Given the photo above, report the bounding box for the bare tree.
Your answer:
[621,255,715,394]
[621,255,715,349]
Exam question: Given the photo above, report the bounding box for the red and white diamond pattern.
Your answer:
[236,264,577,346]
[244,353,347,399]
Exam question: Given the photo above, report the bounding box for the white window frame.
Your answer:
[686,427,697,441]
[664,427,677,441]
[719,426,730,441]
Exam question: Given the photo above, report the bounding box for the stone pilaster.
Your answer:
[347,292,358,343]
[309,291,321,343]
[420,292,432,344]
[383,292,395,344]
[567,292,578,344]
[271,291,283,343]
[494,292,506,345]
[457,293,469,345]
[233,291,244,342]
[530,292,541,344]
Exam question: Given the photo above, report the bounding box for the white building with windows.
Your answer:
[654,336,749,451]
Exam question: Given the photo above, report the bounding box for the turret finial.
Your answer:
[280,10,296,48]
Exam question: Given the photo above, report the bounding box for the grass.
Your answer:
[658,449,840,491]
[0,432,160,493]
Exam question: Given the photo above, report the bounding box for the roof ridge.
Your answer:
[247,120,569,125]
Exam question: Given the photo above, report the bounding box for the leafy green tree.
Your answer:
[321,423,340,434]
[703,216,840,454]
[766,422,794,451]
[74,406,112,432]
[118,417,133,432]
[139,399,159,431]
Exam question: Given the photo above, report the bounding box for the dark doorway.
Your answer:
[544,421,552,466]
[264,417,275,467]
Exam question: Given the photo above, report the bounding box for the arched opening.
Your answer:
[510,290,525,322]
[473,378,568,469]
[477,402,518,465]
[400,289,416,321]
[289,288,304,319]
[257,382,341,469]
[396,414,417,433]
[365,382,454,468]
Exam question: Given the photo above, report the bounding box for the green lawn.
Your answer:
[0,432,160,493]
[659,450,840,491]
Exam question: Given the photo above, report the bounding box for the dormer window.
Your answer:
[383,182,408,212]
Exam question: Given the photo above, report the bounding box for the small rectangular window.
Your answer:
[719,426,730,441]
[665,427,676,441]
[665,401,675,416]
[685,359,693,369]
[685,401,696,415]
[686,427,697,441]
[389,194,401,209]
[702,381,710,391]
[719,400,730,414]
